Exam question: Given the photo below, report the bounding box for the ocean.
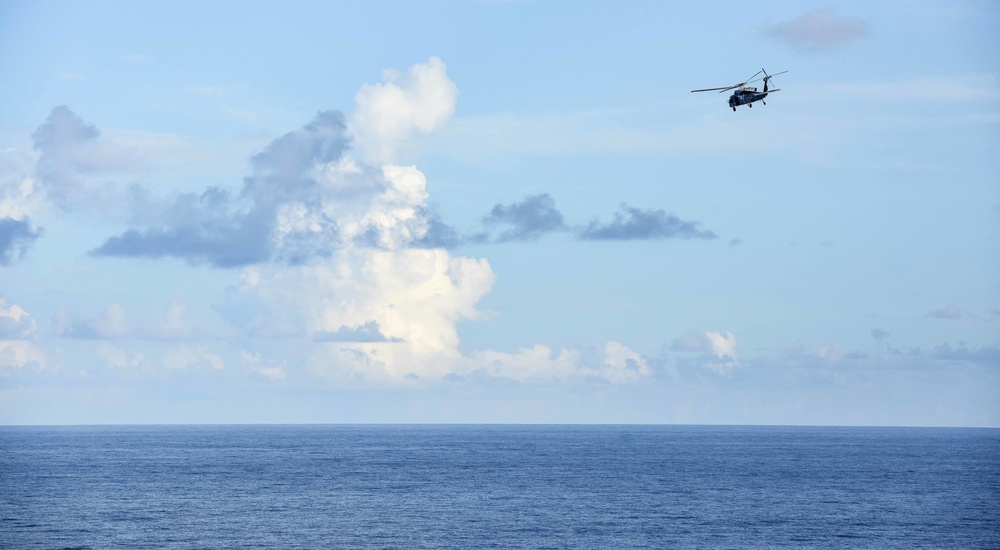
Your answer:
[1,425,998,548]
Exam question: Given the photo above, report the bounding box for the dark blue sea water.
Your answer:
[1,425,998,549]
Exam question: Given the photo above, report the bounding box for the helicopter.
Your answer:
[691,69,788,111]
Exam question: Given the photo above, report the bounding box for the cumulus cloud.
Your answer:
[463,342,650,384]
[0,217,42,265]
[596,341,652,383]
[0,299,37,340]
[469,345,583,382]
[705,331,738,374]
[0,149,40,220]
[33,58,655,387]
[91,96,461,267]
[871,328,890,342]
[223,244,652,385]
[91,110,351,267]
[0,340,46,371]
[349,56,458,164]
[465,195,719,245]
[1,145,43,263]
[477,193,566,243]
[668,330,738,374]
[96,343,150,371]
[578,204,717,241]
[32,105,138,209]
[1,105,180,262]
[0,299,44,370]
[708,331,737,359]
[763,8,870,53]
[230,247,496,382]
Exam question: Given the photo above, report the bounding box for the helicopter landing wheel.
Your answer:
[732,107,736,111]
[748,103,752,108]
[762,101,766,105]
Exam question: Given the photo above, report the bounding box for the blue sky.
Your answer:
[1,0,998,426]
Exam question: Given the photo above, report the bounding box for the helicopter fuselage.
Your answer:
[728,87,768,110]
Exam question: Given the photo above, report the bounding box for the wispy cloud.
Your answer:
[930,343,1000,364]
[762,8,870,52]
[812,75,999,102]
[925,304,966,320]
[53,302,204,341]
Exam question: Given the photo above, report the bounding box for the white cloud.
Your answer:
[235,247,495,383]
[0,340,46,371]
[596,341,652,383]
[0,161,40,222]
[0,299,45,370]
[147,301,199,340]
[349,56,458,164]
[162,345,224,371]
[228,249,654,384]
[96,342,149,371]
[470,345,583,382]
[0,298,37,339]
[462,341,650,384]
[240,351,287,382]
[705,331,738,374]
[707,331,737,359]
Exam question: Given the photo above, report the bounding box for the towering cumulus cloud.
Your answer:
[226,59,496,382]
[85,58,650,384]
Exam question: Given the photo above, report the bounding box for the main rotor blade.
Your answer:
[690,84,739,93]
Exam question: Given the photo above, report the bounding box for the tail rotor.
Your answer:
[758,68,788,93]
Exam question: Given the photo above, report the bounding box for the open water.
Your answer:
[1,425,998,549]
